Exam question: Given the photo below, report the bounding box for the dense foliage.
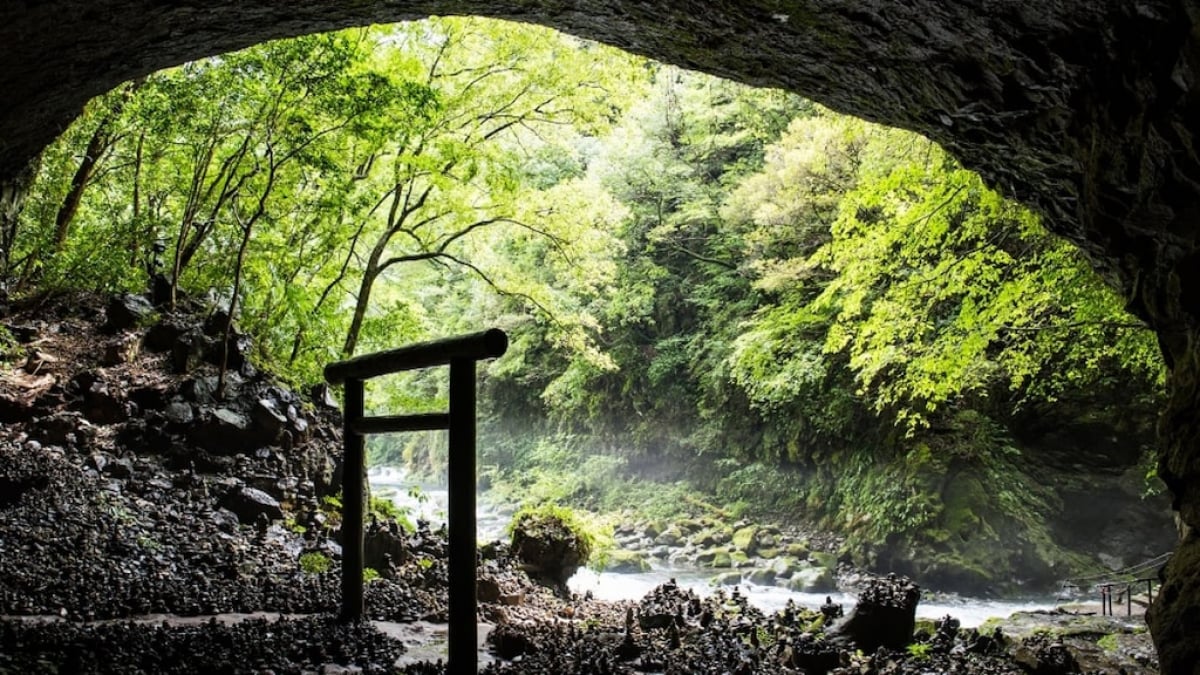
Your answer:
[3,19,1166,590]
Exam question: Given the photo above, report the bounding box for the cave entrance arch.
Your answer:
[3,3,1200,673]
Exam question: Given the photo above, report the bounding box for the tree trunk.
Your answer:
[52,118,113,252]
[52,80,141,254]
[0,157,38,280]
[342,265,378,358]
[216,221,253,399]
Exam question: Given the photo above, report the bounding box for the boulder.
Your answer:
[712,571,742,586]
[770,557,801,578]
[104,294,155,331]
[653,527,682,547]
[786,542,811,559]
[757,546,780,559]
[220,486,283,525]
[746,568,776,585]
[477,576,502,603]
[179,376,218,404]
[809,550,838,570]
[604,549,651,573]
[697,547,732,568]
[251,398,287,442]
[82,381,125,424]
[163,400,194,426]
[510,508,591,591]
[310,383,339,410]
[787,565,836,593]
[731,525,759,554]
[827,574,921,653]
[144,319,189,352]
[190,408,255,454]
[102,333,140,365]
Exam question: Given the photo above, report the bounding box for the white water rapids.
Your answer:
[370,467,1061,628]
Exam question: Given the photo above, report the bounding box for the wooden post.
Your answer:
[340,377,366,622]
[448,358,477,673]
[1127,583,1132,617]
[324,328,506,661]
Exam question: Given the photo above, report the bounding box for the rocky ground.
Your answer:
[0,292,1162,673]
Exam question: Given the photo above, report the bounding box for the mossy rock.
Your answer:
[746,568,776,585]
[712,571,742,587]
[604,549,651,573]
[809,551,838,570]
[730,550,753,568]
[785,542,810,559]
[678,518,705,533]
[757,546,780,560]
[510,505,592,588]
[642,521,664,539]
[697,547,732,568]
[731,525,759,554]
[691,530,718,547]
[654,527,683,547]
[787,565,836,593]
[770,556,801,578]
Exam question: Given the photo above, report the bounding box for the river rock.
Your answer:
[712,571,742,586]
[510,509,591,591]
[756,546,780,559]
[731,525,758,554]
[605,549,650,573]
[809,550,838,570]
[746,568,775,585]
[697,548,731,568]
[787,565,836,593]
[786,542,810,558]
[770,556,800,579]
[653,527,683,547]
[827,573,921,652]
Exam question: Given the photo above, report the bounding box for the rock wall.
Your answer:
[2,1,1200,672]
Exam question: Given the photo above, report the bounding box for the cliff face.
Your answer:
[1,1,1200,671]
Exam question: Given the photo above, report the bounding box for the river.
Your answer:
[370,468,1061,628]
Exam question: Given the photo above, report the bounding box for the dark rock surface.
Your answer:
[2,4,1200,670]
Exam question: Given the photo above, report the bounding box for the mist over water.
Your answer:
[370,467,1060,628]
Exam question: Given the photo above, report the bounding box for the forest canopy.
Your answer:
[2,17,1166,590]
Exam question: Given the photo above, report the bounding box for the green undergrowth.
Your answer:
[477,411,1103,593]
[317,492,416,533]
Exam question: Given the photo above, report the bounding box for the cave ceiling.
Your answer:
[1,1,1198,329]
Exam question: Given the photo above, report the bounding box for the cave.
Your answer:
[2,1,1200,671]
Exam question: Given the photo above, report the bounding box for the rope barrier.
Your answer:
[1054,551,1172,617]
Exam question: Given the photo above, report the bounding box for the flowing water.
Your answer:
[370,468,1061,628]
